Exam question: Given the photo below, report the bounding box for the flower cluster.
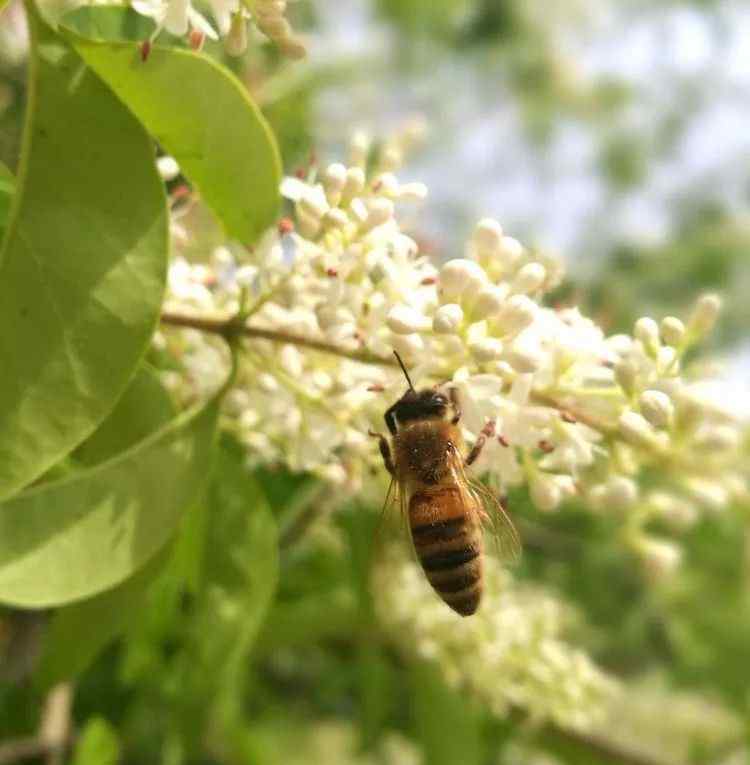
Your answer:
[132,0,305,57]
[372,543,618,731]
[160,126,748,576]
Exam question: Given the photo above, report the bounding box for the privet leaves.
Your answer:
[66,10,282,243]
[0,5,168,499]
[0,395,219,607]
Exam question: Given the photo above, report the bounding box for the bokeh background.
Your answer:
[1,1,749,764]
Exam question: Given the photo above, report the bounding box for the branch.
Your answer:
[0,684,74,765]
[160,309,397,367]
[160,309,620,430]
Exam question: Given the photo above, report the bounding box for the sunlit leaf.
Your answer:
[70,717,120,765]
[0,5,168,500]
[0,395,219,608]
[74,365,174,466]
[0,161,14,241]
[65,10,282,244]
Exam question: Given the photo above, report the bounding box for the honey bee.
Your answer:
[370,353,521,617]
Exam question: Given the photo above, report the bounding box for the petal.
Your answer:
[164,0,190,36]
[188,7,219,39]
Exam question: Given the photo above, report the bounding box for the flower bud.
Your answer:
[618,411,667,451]
[225,12,248,56]
[391,332,425,360]
[277,34,307,59]
[634,317,660,356]
[686,478,728,510]
[511,262,546,295]
[660,316,685,347]
[614,358,638,396]
[694,424,740,451]
[387,304,430,334]
[472,284,509,319]
[473,218,503,254]
[256,14,290,38]
[639,390,673,429]
[349,131,370,167]
[323,162,347,201]
[156,155,180,181]
[496,294,536,336]
[439,259,487,299]
[364,198,394,230]
[688,293,721,338]
[322,207,349,230]
[280,344,303,377]
[379,145,402,172]
[603,475,638,510]
[530,472,562,513]
[498,236,523,265]
[505,342,542,373]
[648,492,697,530]
[343,167,365,198]
[469,338,504,362]
[636,536,682,580]
[433,303,464,334]
[373,172,399,197]
[348,197,368,224]
[398,182,428,201]
[297,187,328,220]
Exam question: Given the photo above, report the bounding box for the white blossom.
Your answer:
[160,129,748,558]
[373,544,617,730]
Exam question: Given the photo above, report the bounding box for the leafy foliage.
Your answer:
[0,2,748,765]
[0,4,168,499]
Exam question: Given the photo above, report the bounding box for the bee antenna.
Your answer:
[393,351,415,391]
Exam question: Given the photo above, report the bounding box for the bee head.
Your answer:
[384,352,449,434]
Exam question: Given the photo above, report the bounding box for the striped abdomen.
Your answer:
[409,487,483,616]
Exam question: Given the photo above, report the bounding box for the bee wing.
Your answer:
[373,476,410,546]
[448,448,522,566]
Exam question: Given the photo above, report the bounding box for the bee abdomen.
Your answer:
[409,495,483,617]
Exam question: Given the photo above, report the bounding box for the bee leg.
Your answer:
[369,429,395,476]
[465,419,497,466]
[449,386,461,425]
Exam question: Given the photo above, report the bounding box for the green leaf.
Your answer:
[65,13,282,244]
[74,365,174,466]
[411,662,482,765]
[64,4,155,41]
[70,717,120,765]
[35,548,169,689]
[0,6,168,500]
[0,395,219,608]
[171,439,278,741]
[0,161,14,241]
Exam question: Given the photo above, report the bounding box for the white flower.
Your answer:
[160,127,748,565]
[132,0,219,40]
[660,316,685,347]
[639,390,674,429]
[373,544,617,730]
[688,293,722,338]
[635,536,682,580]
[433,304,464,334]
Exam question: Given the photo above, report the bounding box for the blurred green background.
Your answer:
[1,1,749,763]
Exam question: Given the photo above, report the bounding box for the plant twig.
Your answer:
[160,310,397,367]
[0,684,74,765]
[160,310,617,432]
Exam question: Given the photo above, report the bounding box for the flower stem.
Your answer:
[159,309,615,433]
[160,309,397,367]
